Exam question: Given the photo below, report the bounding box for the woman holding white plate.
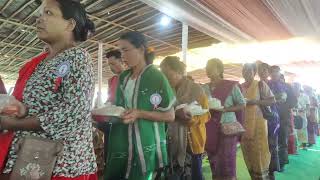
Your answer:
[202,58,246,180]
[160,56,210,180]
[241,63,275,180]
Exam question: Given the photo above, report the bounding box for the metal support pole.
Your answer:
[97,42,103,107]
[182,22,188,75]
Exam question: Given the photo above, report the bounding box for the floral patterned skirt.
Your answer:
[52,174,97,180]
[0,174,97,180]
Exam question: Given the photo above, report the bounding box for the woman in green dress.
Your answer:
[104,31,176,180]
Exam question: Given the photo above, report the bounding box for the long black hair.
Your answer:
[119,31,155,65]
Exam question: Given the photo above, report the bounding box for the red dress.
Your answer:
[107,75,119,103]
[0,53,48,172]
[288,110,297,154]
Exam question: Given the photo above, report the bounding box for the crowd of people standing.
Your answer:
[92,36,320,180]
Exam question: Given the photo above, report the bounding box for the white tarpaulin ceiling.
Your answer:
[263,0,320,37]
[154,37,320,85]
[2,0,320,88]
[144,0,320,88]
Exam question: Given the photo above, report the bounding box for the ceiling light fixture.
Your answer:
[160,15,171,26]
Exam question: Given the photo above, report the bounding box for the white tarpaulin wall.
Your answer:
[263,0,320,36]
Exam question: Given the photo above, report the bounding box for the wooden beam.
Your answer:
[0,41,42,51]
[10,0,36,18]
[0,7,40,53]
[92,0,139,17]
[1,0,15,12]
[85,0,104,10]
[87,14,180,50]
[83,7,158,50]
[0,18,36,30]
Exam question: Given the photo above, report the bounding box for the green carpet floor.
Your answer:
[203,137,320,180]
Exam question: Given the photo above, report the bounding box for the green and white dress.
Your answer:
[105,65,176,180]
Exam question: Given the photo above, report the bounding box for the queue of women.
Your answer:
[0,0,319,180]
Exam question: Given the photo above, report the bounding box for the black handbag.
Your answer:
[258,81,277,121]
[294,115,303,130]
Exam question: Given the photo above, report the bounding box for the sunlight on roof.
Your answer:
[155,37,320,89]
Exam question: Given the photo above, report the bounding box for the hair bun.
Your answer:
[80,19,95,41]
[85,19,95,33]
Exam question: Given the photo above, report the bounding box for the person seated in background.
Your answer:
[160,56,210,180]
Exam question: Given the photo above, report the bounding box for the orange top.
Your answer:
[187,93,210,154]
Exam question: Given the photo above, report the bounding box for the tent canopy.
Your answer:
[1,0,320,86]
[0,0,218,83]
